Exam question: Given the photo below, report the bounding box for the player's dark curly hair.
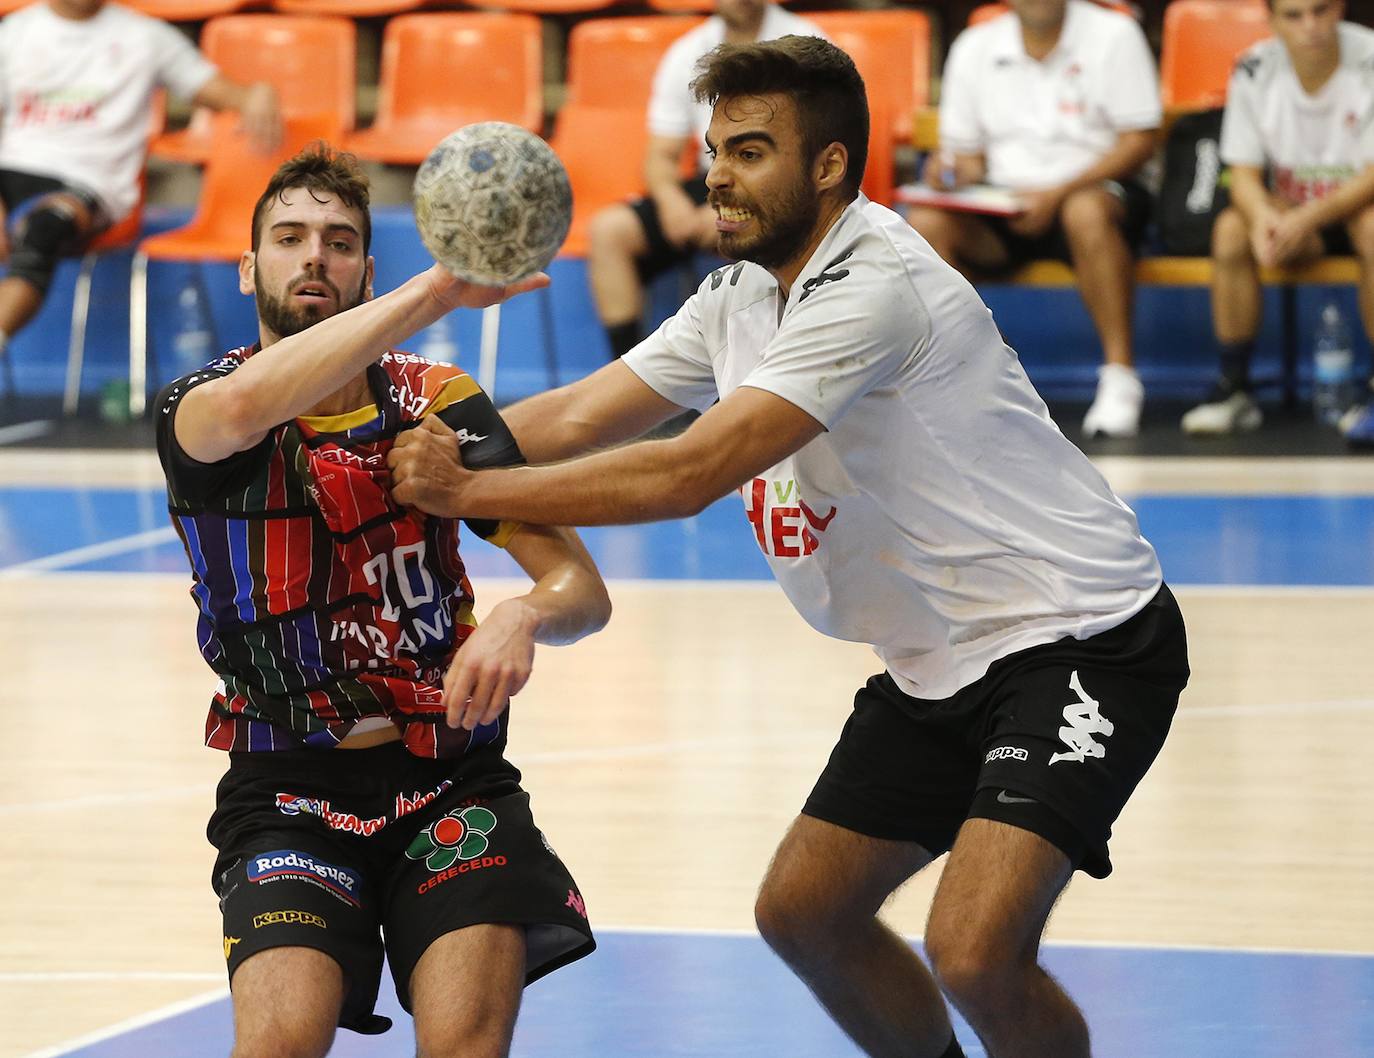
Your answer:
[689,35,868,198]
[251,142,372,253]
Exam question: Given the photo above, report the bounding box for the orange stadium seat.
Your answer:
[550,15,704,256]
[645,0,713,12]
[808,10,931,146]
[473,0,621,13]
[129,113,342,417]
[346,13,542,166]
[1160,0,1273,110]
[271,0,431,14]
[152,15,356,166]
[127,1,263,16]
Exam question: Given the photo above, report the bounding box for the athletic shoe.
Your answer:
[1180,387,1262,436]
[1339,403,1374,449]
[1082,363,1145,438]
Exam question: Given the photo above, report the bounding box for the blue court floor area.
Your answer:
[6,484,1374,585]
[49,929,1374,1058]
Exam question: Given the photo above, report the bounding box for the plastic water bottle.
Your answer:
[172,283,213,375]
[1313,301,1356,427]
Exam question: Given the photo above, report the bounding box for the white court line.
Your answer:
[0,420,53,446]
[0,526,178,576]
[18,987,227,1058]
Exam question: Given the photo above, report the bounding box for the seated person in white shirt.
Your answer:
[905,0,1160,439]
[0,0,280,390]
[585,0,821,361]
[1182,0,1374,438]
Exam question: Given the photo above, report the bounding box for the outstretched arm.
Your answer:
[193,74,283,153]
[390,384,824,526]
[441,522,611,730]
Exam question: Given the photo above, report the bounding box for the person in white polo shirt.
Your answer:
[586,0,822,361]
[1182,0,1374,438]
[389,37,1188,1058]
[0,0,280,393]
[906,0,1161,439]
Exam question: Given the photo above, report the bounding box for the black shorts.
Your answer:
[629,176,710,282]
[803,584,1188,879]
[985,178,1153,269]
[0,168,104,232]
[207,742,594,1035]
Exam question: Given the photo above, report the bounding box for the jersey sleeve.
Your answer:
[1219,56,1266,168]
[149,19,219,101]
[432,381,527,547]
[1101,20,1162,131]
[621,273,722,412]
[938,31,984,156]
[155,357,273,506]
[737,251,927,429]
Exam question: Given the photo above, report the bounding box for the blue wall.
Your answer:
[6,203,1368,407]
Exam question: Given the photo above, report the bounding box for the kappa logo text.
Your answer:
[253,909,327,929]
[985,746,1028,764]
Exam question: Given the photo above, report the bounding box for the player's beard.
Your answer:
[256,272,367,339]
[711,172,820,272]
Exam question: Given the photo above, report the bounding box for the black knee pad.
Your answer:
[8,203,81,294]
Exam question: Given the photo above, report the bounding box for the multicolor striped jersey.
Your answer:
[155,347,525,759]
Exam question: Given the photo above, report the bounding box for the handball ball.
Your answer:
[413,122,572,286]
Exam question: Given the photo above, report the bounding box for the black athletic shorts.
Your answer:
[629,176,710,282]
[803,583,1188,879]
[207,742,594,1035]
[984,178,1153,270]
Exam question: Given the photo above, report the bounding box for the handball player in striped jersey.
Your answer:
[155,144,610,1057]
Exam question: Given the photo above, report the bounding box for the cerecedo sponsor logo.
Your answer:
[417,855,509,894]
[252,909,327,929]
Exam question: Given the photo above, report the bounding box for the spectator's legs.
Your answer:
[1180,206,1266,434]
[1059,188,1134,369]
[0,276,45,345]
[1345,204,1374,346]
[1062,188,1144,437]
[587,203,652,359]
[755,816,963,1058]
[904,207,1009,278]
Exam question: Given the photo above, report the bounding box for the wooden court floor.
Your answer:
[2,450,1373,1056]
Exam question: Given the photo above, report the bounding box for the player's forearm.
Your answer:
[195,274,447,440]
[645,144,689,203]
[506,560,612,646]
[464,438,714,526]
[1227,167,1273,227]
[1299,166,1374,230]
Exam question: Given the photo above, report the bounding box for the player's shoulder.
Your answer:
[1232,36,1286,84]
[790,200,931,323]
[377,350,486,419]
[1067,0,1143,39]
[1338,22,1374,70]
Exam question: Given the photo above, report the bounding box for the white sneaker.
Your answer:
[1180,388,1262,435]
[1082,364,1144,438]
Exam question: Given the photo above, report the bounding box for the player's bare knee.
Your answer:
[1059,191,1117,243]
[229,1022,333,1058]
[1211,207,1253,264]
[1347,208,1374,262]
[587,205,641,261]
[414,1012,514,1058]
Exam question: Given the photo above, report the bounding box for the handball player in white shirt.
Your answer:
[390,36,1188,1058]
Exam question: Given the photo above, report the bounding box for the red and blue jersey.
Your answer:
[155,347,524,759]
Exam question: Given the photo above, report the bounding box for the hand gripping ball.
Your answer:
[413,122,573,285]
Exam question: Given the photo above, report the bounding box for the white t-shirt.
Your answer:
[939,0,1161,190]
[623,196,1162,700]
[1220,23,1374,205]
[648,5,824,173]
[0,2,218,220]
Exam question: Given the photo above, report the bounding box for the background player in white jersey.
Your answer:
[586,0,822,361]
[1181,0,1374,437]
[906,0,1161,439]
[0,0,280,389]
[389,36,1188,1058]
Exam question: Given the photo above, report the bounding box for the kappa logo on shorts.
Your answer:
[246,850,362,907]
[1049,670,1115,766]
[405,805,498,872]
[252,909,327,929]
[985,746,1029,764]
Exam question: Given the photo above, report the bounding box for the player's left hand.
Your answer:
[389,415,472,517]
[1268,208,1317,266]
[441,597,538,729]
